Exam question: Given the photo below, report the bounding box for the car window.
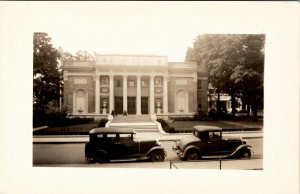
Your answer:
[208,132,221,140]
[199,132,209,141]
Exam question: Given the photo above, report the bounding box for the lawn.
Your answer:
[33,118,263,135]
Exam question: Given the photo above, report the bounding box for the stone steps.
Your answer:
[112,114,152,122]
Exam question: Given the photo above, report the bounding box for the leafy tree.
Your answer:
[59,48,95,61]
[186,34,265,121]
[33,32,61,126]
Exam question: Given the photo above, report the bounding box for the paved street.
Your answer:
[33,138,263,169]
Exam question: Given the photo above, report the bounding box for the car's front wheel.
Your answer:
[186,149,200,160]
[150,150,165,162]
[95,152,108,163]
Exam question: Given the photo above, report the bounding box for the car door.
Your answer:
[118,133,140,158]
[206,132,225,155]
[106,133,126,159]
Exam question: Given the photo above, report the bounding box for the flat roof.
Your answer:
[89,127,134,134]
[193,125,222,132]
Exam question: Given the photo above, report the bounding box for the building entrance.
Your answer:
[141,97,149,114]
[127,97,136,114]
[114,97,123,115]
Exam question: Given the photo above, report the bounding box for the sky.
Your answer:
[32,2,270,62]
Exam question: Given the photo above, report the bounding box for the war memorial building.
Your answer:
[63,54,208,118]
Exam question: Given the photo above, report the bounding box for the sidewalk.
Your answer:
[33,131,263,144]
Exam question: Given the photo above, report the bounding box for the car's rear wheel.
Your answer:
[186,149,199,160]
[95,152,108,163]
[150,150,165,162]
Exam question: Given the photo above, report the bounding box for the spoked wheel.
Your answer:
[150,150,165,162]
[95,152,108,163]
[186,149,199,161]
[235,149,251,159]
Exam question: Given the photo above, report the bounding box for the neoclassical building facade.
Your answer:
[63,54,208,118]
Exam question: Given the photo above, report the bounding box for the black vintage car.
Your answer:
[172,125,253,160]
[85,127,166,163]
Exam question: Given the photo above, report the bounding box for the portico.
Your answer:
[63,54,208,118]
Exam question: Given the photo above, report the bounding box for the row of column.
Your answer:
[94,75,168,115]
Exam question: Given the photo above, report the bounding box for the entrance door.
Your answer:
[114,97,123,115]
[141,97,149,114]
[127,97,136,114]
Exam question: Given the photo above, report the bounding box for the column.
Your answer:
[123,75,128,113]
[109,75,114,114]
[163,75,168,114]
[149,75,155,114]
[95,75,100,114]
[136,75,141,115]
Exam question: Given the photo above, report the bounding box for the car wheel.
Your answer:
[95,152,108,163]
[150,150,165,162]
[186,149,199,160]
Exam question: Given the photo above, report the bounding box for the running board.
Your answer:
[110,156,148,162]
[202,155,229,159]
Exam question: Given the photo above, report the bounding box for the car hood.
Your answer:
[177,135,200,150]
[222,135,242,141]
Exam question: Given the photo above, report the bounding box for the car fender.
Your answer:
[96,149,108,156]
[182,145,201,158]
[144,146,166,157]
[228,144,253,157]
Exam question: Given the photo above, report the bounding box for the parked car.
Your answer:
[85,127,166,163]
[172,125,253,160]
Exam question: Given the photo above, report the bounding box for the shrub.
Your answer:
[194,110,208,121]
[157,119,171,133]
[98,118,108,127]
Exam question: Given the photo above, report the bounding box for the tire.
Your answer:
[150,150,165,162]
[95,152,108,163]
[186,149,199,160]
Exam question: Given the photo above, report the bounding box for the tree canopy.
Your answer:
[185,34,265,120]
[33,32,61,109]
[58,48,95,61]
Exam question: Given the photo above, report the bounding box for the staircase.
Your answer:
[112,114,153,122]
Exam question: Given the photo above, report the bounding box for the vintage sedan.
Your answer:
[172,125,253,160]
[85,127,166,163]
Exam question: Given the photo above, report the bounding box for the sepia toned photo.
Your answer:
[1,2,299,194]
[33,31,264,169]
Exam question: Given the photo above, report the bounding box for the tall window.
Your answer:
[116,79,121,87]
[197,80,202,90]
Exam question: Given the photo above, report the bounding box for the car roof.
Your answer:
[89,127,134,134]
[193,125,222,132]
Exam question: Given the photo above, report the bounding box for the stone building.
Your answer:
[62,54,208,118]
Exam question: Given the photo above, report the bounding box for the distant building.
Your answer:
[62,54,208,118]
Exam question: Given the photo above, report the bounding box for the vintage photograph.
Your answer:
[33,27,264,170]
[2,2,299,194]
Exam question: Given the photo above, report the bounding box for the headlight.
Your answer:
[156,138,161,146]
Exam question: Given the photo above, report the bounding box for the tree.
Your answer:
[186,34,265,121]
[59,48,95,61]
[33,32,61,126]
